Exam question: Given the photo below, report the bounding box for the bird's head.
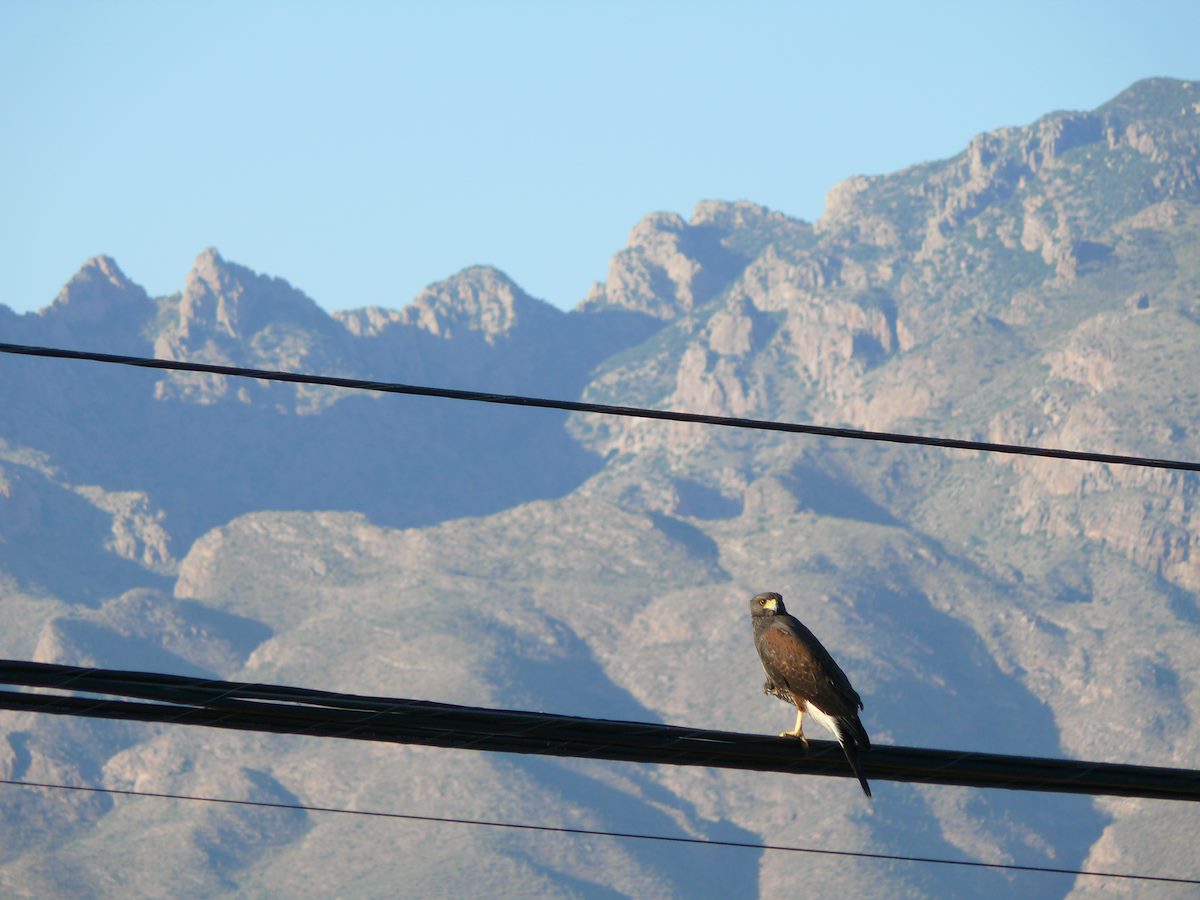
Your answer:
[750,592,786,617]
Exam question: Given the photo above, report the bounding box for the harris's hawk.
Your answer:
[750,591,872,797]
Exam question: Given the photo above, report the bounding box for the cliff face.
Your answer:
[2,78,1200,897]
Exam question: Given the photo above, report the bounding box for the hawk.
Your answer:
[750,591,872,797]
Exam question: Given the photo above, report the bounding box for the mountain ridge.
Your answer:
[2,76,1199,897]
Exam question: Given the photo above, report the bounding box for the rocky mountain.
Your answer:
[2,77,1200,897]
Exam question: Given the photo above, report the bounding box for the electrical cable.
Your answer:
[2,342,1198,472]
[1,778,1196,885]
[3,661,1199,802]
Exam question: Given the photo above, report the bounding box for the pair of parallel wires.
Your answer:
[2,659,1199,886]
[1,341,1198,888]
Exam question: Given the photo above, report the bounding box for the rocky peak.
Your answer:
[153,250,337,405]
[339,265,560,344]
[815,78,1200,277]
[691,200,789,232]
[178,248,242,338]
[1099,77,1200,123]
[50,255,140,309]
[578,208,752,321]
[172,248,329,343]
[28,255,154,353]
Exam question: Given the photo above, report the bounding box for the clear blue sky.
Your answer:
[2,1,1197,314]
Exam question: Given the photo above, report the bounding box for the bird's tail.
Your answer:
[836,718,872,798]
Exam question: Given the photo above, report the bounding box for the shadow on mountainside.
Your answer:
[0,463,173,606]
[491,618,761,898]
[0,359,606,551]
[0,301,669,558]
[851,584,1107,899]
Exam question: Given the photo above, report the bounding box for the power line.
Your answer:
[4,660,1199,802]
[2,778,1195,886]
[2,342,1197,472]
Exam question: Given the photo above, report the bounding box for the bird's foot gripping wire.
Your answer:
[780,707,809,746]
[779,729,810,747]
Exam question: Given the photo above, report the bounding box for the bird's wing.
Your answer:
[757,618,862,719]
